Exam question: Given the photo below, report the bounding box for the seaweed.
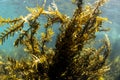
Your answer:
[104,56,120,80]
[0,0,111,80]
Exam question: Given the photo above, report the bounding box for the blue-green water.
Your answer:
[0,0,119,59]
[103,0,120,58]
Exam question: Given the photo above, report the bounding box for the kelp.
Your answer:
[0,0,111,80]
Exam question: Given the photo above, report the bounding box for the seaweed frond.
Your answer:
[0,19,24,45]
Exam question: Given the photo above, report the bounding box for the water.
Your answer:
[0,0,119,56]
[0,0,119,54]
[0,0,74,54]
[102,0,120,58]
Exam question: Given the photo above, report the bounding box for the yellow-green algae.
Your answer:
[0,0,111,80]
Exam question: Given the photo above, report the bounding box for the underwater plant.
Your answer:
[104,56,120,80]
[0,0,111,80]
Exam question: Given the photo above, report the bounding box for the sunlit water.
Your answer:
[0,0,119,59]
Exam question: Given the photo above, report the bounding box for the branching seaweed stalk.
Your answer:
[0,0,111,80]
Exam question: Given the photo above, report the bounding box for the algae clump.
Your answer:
[0,0,111,80]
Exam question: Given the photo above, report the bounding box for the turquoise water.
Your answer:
[102,0,120,59]
[0,0,119,59]
[0,0,74,56]
[0,0,35,56]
